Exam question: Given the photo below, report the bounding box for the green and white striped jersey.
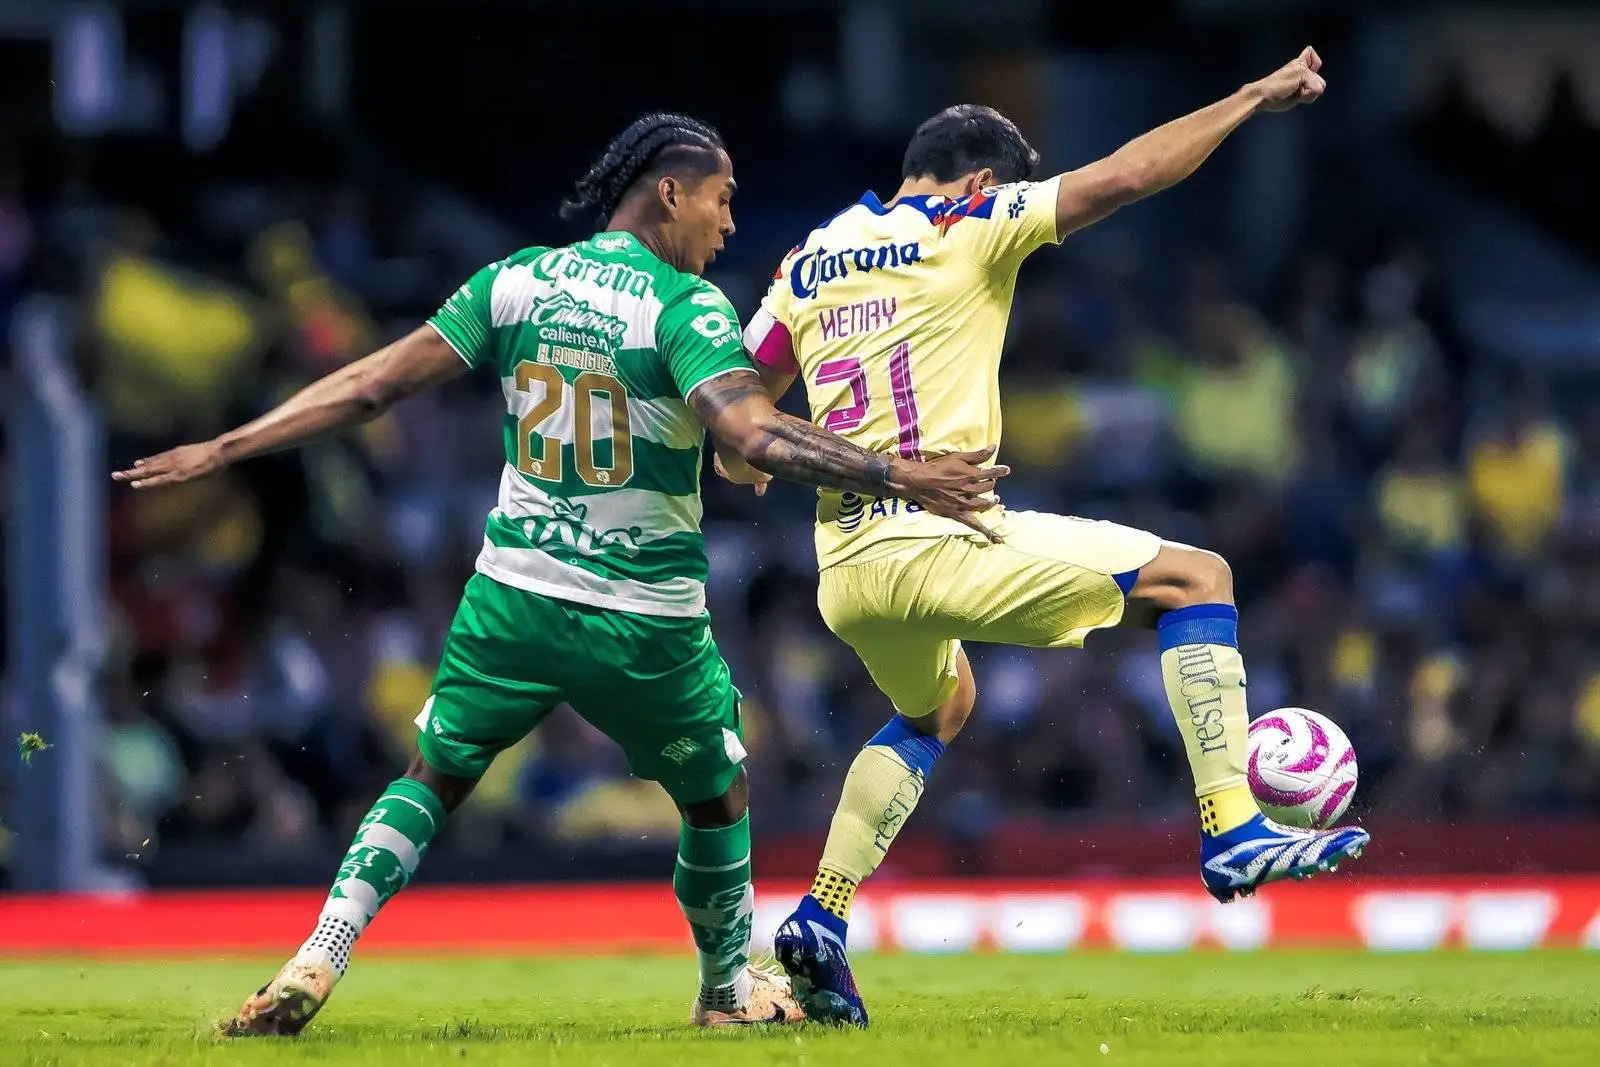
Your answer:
[428,232,751,618]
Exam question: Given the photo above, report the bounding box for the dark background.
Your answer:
[3,0,1599,890]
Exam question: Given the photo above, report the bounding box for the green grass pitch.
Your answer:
[3,952,1598,1065]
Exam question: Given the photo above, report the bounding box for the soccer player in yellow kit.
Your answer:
[736,48,1368,1026]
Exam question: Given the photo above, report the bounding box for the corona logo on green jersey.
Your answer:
[532,247,655,300]
[524,497,643,559]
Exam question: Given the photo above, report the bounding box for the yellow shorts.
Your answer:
[816,510,1162,717]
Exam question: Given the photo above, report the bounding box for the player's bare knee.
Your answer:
[678,767,750,828]
[917,658,977,744]
[1133,544,1235,611]
[949,665,981,737]
[1183,548,1234,606]
[404,752,479,813]
[910,701,968,746]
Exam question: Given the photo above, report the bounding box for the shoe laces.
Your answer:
[745,957,792,991]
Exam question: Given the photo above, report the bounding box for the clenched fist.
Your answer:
[1248,47,1326,113]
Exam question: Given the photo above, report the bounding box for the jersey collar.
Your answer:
[858,190,892,214]
[591,229,643,250]
[857,190,950,222]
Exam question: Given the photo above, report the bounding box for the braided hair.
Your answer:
[559,113,726,226]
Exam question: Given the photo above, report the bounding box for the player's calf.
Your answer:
[221,764,462,1037]
[673,770,807,1025]
[1127,547,1262,837]
[809,647,975,913]
[773,650,975,1028]
[1127,544,1373,891]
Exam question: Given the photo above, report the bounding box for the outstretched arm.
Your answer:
[1053,47,1326,238]
[113,326,467,489]
[688,369,1007,539]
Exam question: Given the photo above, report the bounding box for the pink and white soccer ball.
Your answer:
[1246,707,1358,829]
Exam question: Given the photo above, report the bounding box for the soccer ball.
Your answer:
[1246,707,1358,829]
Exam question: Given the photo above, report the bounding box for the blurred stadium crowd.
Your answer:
[3,160,1597,874]
[2,6,1599,883]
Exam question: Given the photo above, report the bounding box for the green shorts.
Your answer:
[415,573,746,804]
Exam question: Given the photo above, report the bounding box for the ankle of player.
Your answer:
[1198,781,1258,835]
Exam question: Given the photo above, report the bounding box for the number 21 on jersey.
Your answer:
[813,342,923,460]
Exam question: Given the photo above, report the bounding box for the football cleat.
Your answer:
[690,962,806,1027]
[220,959,337,1037]
[773,896,868,1029]
[1201,812,1370,903]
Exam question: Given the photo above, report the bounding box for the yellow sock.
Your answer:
[1157,605,1260,835]
[814,744,927,904]
[810,867,858,921]
[1198,783,1259,835]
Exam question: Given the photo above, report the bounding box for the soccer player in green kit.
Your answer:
[115,113,1005,1033]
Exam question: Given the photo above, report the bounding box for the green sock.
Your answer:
[674,814,754,1010]
[298,778,447,975]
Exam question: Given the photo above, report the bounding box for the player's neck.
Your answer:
[887,177,971,206]
[601,212,681,271]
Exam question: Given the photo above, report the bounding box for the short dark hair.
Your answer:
[560,112,726,225]
[901,105,1040,186]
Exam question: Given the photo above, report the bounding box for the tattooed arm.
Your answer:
[711,348,799,495]
[691,370,900,494]
[688,369,1008,535]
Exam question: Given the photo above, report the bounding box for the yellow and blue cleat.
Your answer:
[773,895,869,1028]
[1200,812,1370,903]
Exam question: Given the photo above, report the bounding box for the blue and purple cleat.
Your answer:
[773,895,869,1028]
[1200,813,1370,903]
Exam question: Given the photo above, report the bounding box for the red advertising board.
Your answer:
[4,877,1600,955]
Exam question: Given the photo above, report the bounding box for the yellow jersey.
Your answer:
[744,177,1063,567]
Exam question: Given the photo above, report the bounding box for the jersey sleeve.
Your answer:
[741,270,799,376]
[658,280,754,399]
[426,260,501,368]
[942,175,1063,270]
